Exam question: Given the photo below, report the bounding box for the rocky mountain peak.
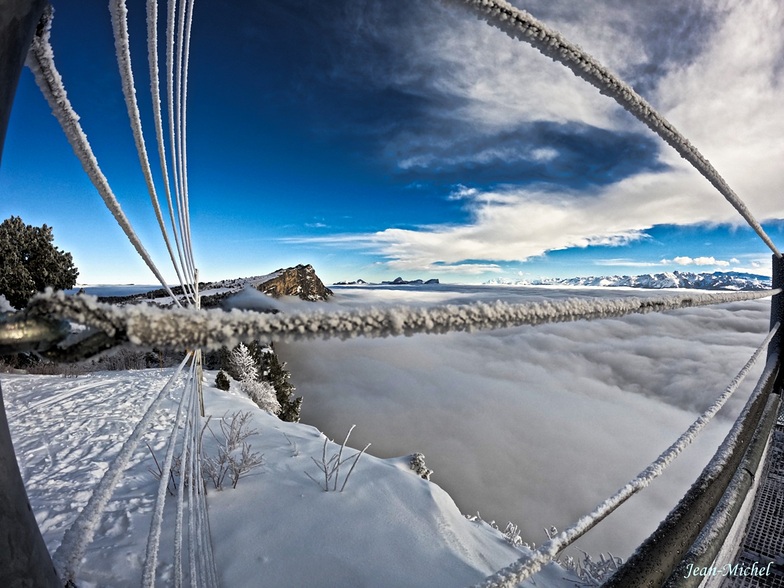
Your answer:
[255,264,333,301]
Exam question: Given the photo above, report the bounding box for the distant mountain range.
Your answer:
[333,277,440,286]
[484,271,772,291]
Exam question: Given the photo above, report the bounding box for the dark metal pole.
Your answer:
[0,0,46,165]
[0,382,60,587]
[0,1,61,585]
[769,254,784,360]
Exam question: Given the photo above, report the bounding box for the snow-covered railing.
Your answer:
[22,287,778,351]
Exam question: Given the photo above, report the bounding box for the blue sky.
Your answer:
[2,0,784,285]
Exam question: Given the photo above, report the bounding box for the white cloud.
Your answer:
[593,259,664,268]
[529,147,559,162]
[667,256,731,267]
[287,1,784,277]
[350,166,747,272]
[447,185,479,200]
[651,0,784,221]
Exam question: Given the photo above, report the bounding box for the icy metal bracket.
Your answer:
[0,311,125,362]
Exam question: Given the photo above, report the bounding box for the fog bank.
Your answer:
[280,286,771,558]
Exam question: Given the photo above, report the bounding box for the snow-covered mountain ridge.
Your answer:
[485,271,771,291]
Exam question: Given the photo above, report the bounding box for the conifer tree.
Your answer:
[0,216,79,308]
[260,343,302,422]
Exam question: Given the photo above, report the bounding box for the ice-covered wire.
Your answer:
[25,7,183,305]
[160,0,196,291]
[109,0,193,303]
[167,0,196,284]
[184,352,216,587]
[148,0,195,302]
[173,363,194,587]
[444,0,781,258]
[187,404,198,584]
[194,365,219,587]
[142,353,195,587]
[171,0,197,279]
[27,288,777,351]
[52,355,190,584]
[179,0,197,278]
[472,322,779,588]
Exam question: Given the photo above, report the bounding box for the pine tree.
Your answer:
[228,342,281,415]
[215,370,231,391]
[242,379,281,415]
[0,216,79,308]
[229,342,258,382]
[227,341,302,421]
[260,343,302,422]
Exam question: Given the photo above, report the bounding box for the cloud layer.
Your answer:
[280,286,772,557]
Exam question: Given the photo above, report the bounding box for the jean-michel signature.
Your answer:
[684,561,774,578]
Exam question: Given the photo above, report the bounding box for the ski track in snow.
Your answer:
[2,370,184,584]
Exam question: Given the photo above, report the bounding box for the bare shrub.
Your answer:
[201,411,264,490]
[306,425,370,492]
[146,442,179,496]
[560,551,623,586]
[25,361,86,377]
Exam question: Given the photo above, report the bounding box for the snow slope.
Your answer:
[1,369,575,587]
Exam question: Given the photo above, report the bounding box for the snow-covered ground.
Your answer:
[2,367,575,587]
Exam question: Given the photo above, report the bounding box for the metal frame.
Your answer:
[0,1,61,585]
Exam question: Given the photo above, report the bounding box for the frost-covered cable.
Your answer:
[52,356,190,584]
[193,358,218,586]
[164,0,195,292]
[183,357,203,585]
[27,288,777,350]
[695,353,780,483]
[109,0,192,301]
[187,377,199,585]
[187,360,205,586]
[25,8,183,306]
[171,0,195,283]
[142,353,195,588]
[179,0,197,279]
[444,0,781,258]
[472,322,779,588]
[173,366,194,588]
[148,0,195,304]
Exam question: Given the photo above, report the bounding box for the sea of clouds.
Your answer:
[279,285,772,559]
